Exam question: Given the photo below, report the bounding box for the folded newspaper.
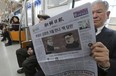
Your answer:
[29,3,97,76]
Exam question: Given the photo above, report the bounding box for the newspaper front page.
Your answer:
[29,3,97,76]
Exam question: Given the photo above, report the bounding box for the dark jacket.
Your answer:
[11,22,20,31]
[97,27,116,76]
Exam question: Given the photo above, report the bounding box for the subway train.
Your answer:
[0,0,116,76]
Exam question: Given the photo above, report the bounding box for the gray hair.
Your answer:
[92,0,109,11]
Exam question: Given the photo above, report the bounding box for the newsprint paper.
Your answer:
[29,3,97,76]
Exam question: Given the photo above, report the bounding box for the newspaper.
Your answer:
[29,3,97,76]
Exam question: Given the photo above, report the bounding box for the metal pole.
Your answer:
[32,0,35,25]
[19,0,28,48]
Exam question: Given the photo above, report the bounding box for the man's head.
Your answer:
[37,14,50,23]
[92,0,110,28]
[47,37,53,46]
[64,33,75,44]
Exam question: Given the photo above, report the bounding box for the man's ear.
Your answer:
[107,11,110,19]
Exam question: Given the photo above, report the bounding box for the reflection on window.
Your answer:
[47,0,68,9]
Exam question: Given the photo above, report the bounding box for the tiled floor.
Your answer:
[0,40,25,76]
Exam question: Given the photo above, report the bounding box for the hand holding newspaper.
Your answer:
[29,3,97,76]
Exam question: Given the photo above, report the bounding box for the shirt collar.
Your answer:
[96,25,104,35]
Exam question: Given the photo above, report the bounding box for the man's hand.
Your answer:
[90,42,110,68]
[27,47,33,56]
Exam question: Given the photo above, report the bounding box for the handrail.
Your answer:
[72,0,75,8]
